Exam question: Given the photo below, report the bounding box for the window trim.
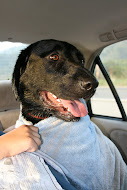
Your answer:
[87,56,127,121]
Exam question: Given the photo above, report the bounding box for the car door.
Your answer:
[87,40,127,164]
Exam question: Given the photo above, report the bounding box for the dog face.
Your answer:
[12,39,98,123]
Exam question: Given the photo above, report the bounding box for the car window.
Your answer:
[0,41,28,80]
[90,40,127,120]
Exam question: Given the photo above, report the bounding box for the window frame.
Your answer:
[87,56,127,121]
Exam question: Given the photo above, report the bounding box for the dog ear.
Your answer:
[12,40,41,101]
[12,48,31,101]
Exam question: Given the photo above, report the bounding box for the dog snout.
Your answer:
[79,80,99,91]
[80,81,92,91]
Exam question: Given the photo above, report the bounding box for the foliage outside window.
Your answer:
[91,40,127,118]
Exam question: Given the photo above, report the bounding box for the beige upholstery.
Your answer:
[110,130,127,164]
[91,117,127,164]
[0,80,20,130]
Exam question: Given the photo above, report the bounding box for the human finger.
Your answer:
[29,134,42,146]
[28,125,39,133]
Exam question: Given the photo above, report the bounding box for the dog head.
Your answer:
[12,39,98,124]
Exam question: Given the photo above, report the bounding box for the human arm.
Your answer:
[0,125,41,160]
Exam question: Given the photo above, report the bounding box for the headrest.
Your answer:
[0,80,19,112]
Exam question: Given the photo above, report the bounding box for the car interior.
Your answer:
[0,0,127,164]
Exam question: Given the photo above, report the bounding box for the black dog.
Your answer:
[12,39,98,124]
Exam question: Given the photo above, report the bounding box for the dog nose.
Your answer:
[80,81,92,91]
[80,80,98,91]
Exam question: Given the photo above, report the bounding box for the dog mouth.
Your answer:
[40,91,88,119]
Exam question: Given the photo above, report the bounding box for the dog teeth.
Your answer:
[50,93,57,99]
[56,99,61,103]
[49,92,62,103]
[52,94,57,99]
[67,107,70,112]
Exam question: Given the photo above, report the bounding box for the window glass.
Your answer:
[91,65,121,117]
[0,41,28,80]
[91,40,127,117]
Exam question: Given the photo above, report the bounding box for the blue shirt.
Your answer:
[0,131,4,136]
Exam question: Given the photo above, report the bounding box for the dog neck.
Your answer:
[21,105,51,125]
[24,111,50,124]
[28,112,47,120]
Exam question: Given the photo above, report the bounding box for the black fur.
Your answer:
[12,39,98,124]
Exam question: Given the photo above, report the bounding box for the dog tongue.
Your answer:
[60,99,88,117]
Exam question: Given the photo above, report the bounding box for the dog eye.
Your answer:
[50,54,59,61]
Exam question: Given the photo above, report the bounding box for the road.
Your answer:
[91,87,127,117]
[93,87,127,99]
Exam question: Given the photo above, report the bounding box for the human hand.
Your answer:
[0,125,41,160]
